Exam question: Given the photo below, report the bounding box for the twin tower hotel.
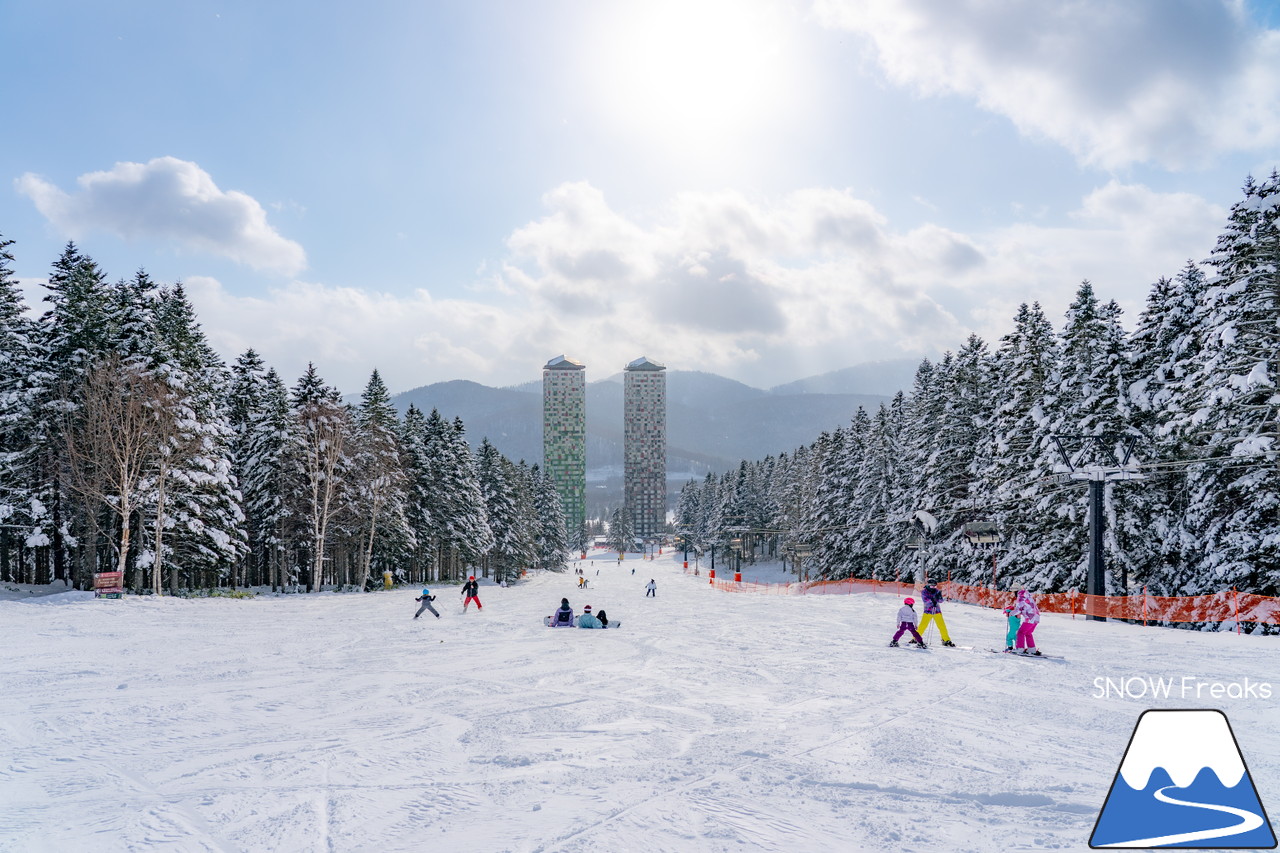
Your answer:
[542,355,667,542]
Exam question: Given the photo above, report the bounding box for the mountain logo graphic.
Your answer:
[1090,709,1276,849]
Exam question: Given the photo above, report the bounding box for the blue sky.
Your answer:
[3,0,1278,393]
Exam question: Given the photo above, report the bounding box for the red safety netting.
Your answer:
[702,573,1280,625]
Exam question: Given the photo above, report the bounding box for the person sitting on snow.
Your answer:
[577,605,603,629]
[549,598,575,627]
[918,581,955,647]
[596,609,610,628]
[889,597,926,648]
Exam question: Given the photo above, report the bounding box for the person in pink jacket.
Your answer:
[1012,589,1041,655]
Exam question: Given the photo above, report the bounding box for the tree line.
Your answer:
[0,240,569,593]
[677,174,1280,598]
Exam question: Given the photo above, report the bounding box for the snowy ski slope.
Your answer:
[2,553,1276,852]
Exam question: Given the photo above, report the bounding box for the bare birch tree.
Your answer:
[293,397,349,592]
[62,355,163,581]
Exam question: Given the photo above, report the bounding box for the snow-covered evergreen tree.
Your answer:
[350,369,413,589]
[1174,173,1280,593]
[530,463,569,572]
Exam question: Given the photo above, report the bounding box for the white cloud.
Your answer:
[812,0,1280,169]
[16,157,306,275]
[184,181,1226,393]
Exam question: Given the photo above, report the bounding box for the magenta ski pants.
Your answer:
[892,622,924,644]
[1015,622,1037,649]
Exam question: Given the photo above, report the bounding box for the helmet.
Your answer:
[422,589,430,595]
[904,597,914,606]
[469,575,476,580]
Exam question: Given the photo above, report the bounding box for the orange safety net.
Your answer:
[705,574,1280,624]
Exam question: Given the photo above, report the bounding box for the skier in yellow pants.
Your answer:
[919,581,955,647]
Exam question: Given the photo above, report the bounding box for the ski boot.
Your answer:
[942,641,956,647]
[1028,648,1042,656]
[889,641,899,647]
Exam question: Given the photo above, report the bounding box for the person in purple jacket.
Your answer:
[889,597,926,648]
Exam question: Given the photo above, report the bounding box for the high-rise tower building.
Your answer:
[542,355,586,541]
[623,356,667,539]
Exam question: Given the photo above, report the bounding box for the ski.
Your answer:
[987,649,1066,661]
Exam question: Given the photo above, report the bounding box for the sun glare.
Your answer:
[589,0,799,154]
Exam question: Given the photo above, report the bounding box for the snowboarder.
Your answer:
[547,598,575,627]
[461,576,482,611]
[1012,589,1041,655]
[577,605,603,628]
[596,608,610,628]
[889,597,926,648]
[1003,604,1020,651]
[919,581,955,647]
[414,588,440,619]
[645,579,656,597]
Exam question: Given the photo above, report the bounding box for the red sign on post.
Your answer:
[94,572,124,598]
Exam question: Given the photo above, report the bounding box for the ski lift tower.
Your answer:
[1051,433,1144,622]
[905,510,937,585]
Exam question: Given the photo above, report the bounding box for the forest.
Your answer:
[0,238,569,592]
[676,174,1280,597]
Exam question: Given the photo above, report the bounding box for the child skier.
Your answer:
[414,588,440,619]
[919,581,955,647]
[645,579,656,597]
[1002,604,1020,651]
[889,597,926,648]
[461,576,482,611]
[1013,589,1041,655]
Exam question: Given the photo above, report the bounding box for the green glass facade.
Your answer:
[624,356,667,539]
[542,355,586,540]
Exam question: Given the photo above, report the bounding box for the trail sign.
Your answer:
[94,571,124,598]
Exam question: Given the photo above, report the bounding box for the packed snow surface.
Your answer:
[3,553,1277,852]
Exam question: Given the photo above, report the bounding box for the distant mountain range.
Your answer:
[386,359,919,515]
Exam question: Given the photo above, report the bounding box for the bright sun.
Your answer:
[588,0,799,153]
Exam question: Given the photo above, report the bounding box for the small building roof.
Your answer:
[544,355,586,370]
[625,356,666,371]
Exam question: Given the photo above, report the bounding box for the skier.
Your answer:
[889,597,926,648]
[414,588,440,619]
[1012,589,1041,655]
[645,579,656,597]
[919,581,955,647]
[461,576,483,611]
[1002,603,1020,652]
[630,567,635,576]
[577,605,603,629]
[547,597,575,627]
